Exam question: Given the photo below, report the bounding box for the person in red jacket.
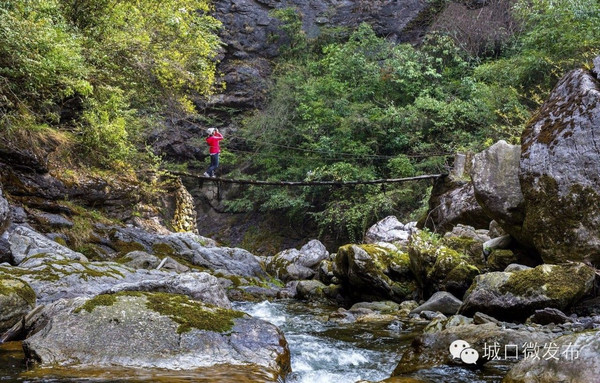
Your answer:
[203,128,223,177]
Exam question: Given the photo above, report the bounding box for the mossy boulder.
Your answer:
[487,249,517,271]
[333,243,416,302]
[409,231,481,298]
[1,260,229,307]
[0,274,36,333]
[459,263,596,321]
[23,293,290,377]
[503,330,600,383]
[519,67,600,266]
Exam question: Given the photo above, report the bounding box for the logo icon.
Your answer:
[449,339,479,364]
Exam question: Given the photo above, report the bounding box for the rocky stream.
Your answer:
[1,41,600,383]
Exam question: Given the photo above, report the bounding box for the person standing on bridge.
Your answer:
[204,128,223,178]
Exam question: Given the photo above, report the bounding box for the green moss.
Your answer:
[487,249,516,271]
[74,293,118,313]
[74,292,244,334]
[0,275,36,306]
[145,293,244,334]
[152,243,176,258]
[502,264,595,304]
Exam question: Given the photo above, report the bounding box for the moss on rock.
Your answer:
[0,274,36,306]
[74,292,244,334]
[501,263,595,305]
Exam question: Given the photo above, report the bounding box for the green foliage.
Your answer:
[0,0,221,168]
[475,0,600,104]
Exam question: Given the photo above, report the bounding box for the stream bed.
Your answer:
[1,300,511,383]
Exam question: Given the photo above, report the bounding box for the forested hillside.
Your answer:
[1,0,599,245]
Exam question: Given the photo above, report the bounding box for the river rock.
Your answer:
[486,249,518,271]
[420,178,491,234]
[364,216,412,245]
[527,307,571,325]
[393,319,559,375]
[409,231,480,298]
[333,244,416,302]
[410,292,462,315]
[471,140,526,244]
[4,225,87,265]
[503,330,600,383]
[23,293,290,377]
[0,183,9,234]
[0,260,229,306]
[109,226,265,278]
[459,263,596,321]
[267,239,329,282]
[0,275,36,333]
[519,66,600,266]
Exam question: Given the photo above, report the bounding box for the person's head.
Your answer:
[206,128,215,136]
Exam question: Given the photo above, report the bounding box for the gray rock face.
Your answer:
[520,66,600,266]
[23,294,290,377]
[0,183,9,234]
[459,263,596,321]
[267,239,329,282]
[471,140,526,243]
[421,178,491,233]
[0,275,36,333]
[110,227,266,278]
[4,225,87,265]
[410,291,462,315]
[121,251,161,270]
[1,260,230,307]
[364,216,412,244]
[504,330,600,383]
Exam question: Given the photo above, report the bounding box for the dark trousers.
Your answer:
[207,153,219,176]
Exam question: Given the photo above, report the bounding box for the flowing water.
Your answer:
[0,299,511,382]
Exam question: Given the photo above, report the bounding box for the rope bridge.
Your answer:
[169,171,446,186]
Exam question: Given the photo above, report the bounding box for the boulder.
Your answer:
[409,231,480,298]
[110,226,266,278]
[486,249,517,271]
[23,293,290,377]
[519,66,600,266]
[0,261,229,307]
[393,317,558,375]
[333,244,416,302]
[459,263,596,321]
[503,330,600,383]
[4,225,87,265]
[267,239,329,282]
[420,179,491,234]
[470,141,526,244]
[0,275,36,333]
[295,280,328,301]
[364,216,412,245]
[527,307,571,325]
[410,292,462,315]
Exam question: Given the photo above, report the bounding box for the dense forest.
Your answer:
[1,0,599,243]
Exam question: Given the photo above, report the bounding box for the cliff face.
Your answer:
[209,0,431,109]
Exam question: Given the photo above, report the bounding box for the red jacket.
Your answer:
[206,132,223,154]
